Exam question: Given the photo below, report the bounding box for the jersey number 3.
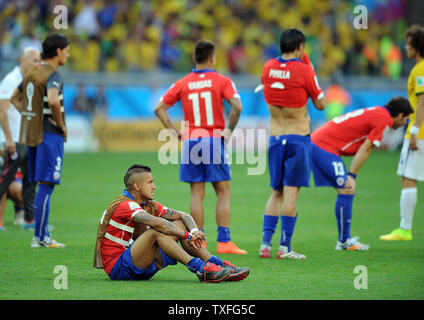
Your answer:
[188,91,214,126]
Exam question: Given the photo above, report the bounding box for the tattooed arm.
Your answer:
[161,208,198,231]
[131,210,187,239]
[161,208,206,245]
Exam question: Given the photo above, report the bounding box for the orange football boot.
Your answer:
[216,241,248,254]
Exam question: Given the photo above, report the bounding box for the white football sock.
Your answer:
[399,188,417,231]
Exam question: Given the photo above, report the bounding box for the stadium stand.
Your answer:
[0,0,409,78]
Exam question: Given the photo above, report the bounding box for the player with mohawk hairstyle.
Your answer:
[94,164,249,283]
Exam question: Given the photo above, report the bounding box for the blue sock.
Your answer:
[280,215,297,251]
[335,194,354,242]
[187,257,206,274]
[217,226,231,243]
[34,184,54,241]
[207,255,223,266]
[262,215,278,246]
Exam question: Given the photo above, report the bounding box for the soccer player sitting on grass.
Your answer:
[311,96,413,250]
[93,164,249,283]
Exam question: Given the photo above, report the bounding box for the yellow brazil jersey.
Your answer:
[406,59,424,139]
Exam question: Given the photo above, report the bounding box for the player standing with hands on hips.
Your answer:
[155,40,247,254]
[258,28,325,260]
[11,33,69,248]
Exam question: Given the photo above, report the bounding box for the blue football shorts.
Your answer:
[108,245,177,281]
[27,131,64,185]
[311,144,347,188]
[268,134,312,190]
[180,137,231,183]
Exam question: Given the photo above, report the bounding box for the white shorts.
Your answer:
[397,138,424,181]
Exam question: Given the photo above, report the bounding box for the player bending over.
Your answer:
[311,96,413,250]
[93,164,249,283]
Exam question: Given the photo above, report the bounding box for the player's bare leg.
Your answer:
[190,182,207,248]
[131,228,192,268]
[8,181,23,205]
[264,189,283,216]
[212,180,247,254]
[130,224,233,283]
[190,182,205,228]
[280,186,298,217]
[212,180,231,228]
[8,181,24,226]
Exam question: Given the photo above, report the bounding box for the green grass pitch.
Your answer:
[0,150,423,300]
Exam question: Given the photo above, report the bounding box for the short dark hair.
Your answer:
[280,28,306,54]
[406,25,424,57]
[41,33,70,60]
[194,40,215,64]
[124,164,151,187]
[385,96,414,117]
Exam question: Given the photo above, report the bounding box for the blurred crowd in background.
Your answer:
[0,0,409,79]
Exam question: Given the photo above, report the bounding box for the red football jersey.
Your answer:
[100,199,168,275]
[311,106,394,156]
[161,69,240,139]
[261,57,323,108]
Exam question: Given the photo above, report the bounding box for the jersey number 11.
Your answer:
[188,91,214,126]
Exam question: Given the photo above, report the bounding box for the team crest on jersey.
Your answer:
[128,201,141,210]
[336,177,345,186]
[417,76,424,87]
[53,171,60,181]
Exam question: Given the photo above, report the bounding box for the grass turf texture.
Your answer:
[0,150,423,300]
